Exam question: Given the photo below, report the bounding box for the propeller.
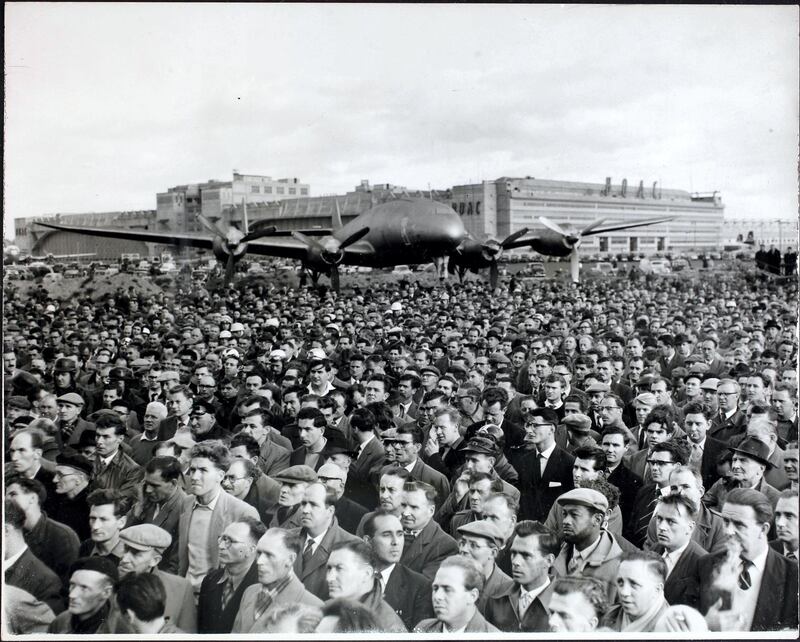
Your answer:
[195,210,253,285]
[291,227,370,292]
[481,227,529,289]
[538,216,607,283]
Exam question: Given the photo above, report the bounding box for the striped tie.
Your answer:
[633,490,660,546]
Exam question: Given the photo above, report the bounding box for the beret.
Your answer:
[70,556,119,583]
[119,524,172,552]
[273,465,317,485]
[556,488,608,513]
[56,452,93,476]
[192,399,216,415]
[457,519,505,548]
[56,392,84,406]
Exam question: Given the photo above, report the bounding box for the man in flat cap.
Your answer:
[47,556,131,633]
[55,392,95,450]
[117,523,196,632]
[563,412,599,452]
[552,488,624,601]
[456,519,513,612]
[269,464,318,529]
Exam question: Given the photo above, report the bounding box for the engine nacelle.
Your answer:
[212,237,248,263]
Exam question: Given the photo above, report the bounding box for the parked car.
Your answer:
[589,262,616,275]
[392,265,413,275]
[63,268,83,278]
[671,258,690,272]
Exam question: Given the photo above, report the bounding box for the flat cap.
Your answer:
[634,392,657,406]
[635,374,655,387]
[688,363,710,375]
[7,395,32,410]
[670,367,689,380]
[269,349,287,360]
[70,556,119,583]
[419,365,441,377]
[462,436,498,456]
[563,413,592,433]
[699,377,720,391]
[56,392,84,407]
[119,524,172,553]
[157,370,180,383]
[556,488,608,513]
[457,520,505,548]
[273,465,317,485]
[584,382,610,394]
[56,452,93,477]
[317,462,346,482]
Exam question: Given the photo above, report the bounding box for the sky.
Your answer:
[4,4,798,240]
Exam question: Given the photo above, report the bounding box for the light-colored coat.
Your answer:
[231,573,322,633]
[177,489,259,576]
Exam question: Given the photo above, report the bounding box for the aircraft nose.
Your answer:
[438,213,467,248]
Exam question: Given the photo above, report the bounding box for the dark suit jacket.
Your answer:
[709,409,747,444]
[5,548,64,614]
[90,448,144,501]
[654,539,705,609]
[484,580,554,632]
[334,495,368,535]
[518,445,575,522]
[606,462,642,518]
[699,547,799,631]
[198,561,259,633]
[424,438,468,481]
[56,417,96,450]
[291,517,361,600]
[345,435,385,510]
[699,435,727,489]
[49,486,91,542]
[383,563,433,631]
[128,486,187,574]
[243,474,281,524]
[400,518,459,581]
[24,512,80,586]
[626,482,660,549]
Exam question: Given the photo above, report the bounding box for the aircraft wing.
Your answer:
[35,222,374,262]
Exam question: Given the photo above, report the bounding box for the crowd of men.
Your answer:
[2,263,798,635]
[755,244,797,276]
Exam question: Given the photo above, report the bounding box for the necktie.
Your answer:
[220,577,234,610]
[738,558,753,590]
[253,589,272,621]
[404,530,417,544]
[787,551,798,562]
[538,453,547,477]
[691,442,703,466]
[518,591,533,617]
[302,539,314,570]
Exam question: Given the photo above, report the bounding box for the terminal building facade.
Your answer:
[15,171,769,260]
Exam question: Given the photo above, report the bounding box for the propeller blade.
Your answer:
[578,218,607,237]
[292,231,327,254]
[339,227,370,250]
[490,261,499,289]
[241,226,278,243]
[196,213,226,239]
[225,254,236,285]
[242,198,249,236]
[501,227,529,248]
[332,198,343,230]
[539,216,569,237]
[570,248,580,284]
[330,265,340,292]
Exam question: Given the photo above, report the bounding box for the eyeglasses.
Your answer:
[53,470,79,479]
[524,422,553,431]
[647,459,675,467]
[218,535,246,547]
[717,391,737,397]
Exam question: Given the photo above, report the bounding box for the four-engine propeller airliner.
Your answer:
[37,197,672,289]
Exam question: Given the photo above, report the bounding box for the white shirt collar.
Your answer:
[520,576,550,602]
[747,544,769,573]
[379,563,396,589]
[664,538,691,561]
[403,459,416,473]
[724,407,737,420]
[537,441,557,459]
[305,527,328,553]
[3,545,28,572]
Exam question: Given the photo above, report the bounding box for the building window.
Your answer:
[264,186,272,194]
[289,188,296,195]
[301,188,308,196]
[251,186,260,193]
[277,187,285,194]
